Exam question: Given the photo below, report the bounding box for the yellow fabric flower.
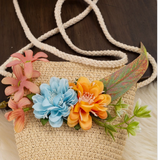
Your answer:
[67,77,111,130]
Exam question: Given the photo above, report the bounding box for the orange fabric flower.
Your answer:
[67,77,111,130]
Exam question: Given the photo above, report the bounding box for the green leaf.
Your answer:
[23,107,32,112]
[40,118,49,126]
[105,125,117,132]
[117,97,122,105]
[134,104,151,118]
[136,110,151,118]
[105,127,108,134]
[137,105,148,113]
[124,114,129,122]
[63,119,67,124]
[92,116,105,127]
[127,128,136,136]
[0,101,7,109]
[134,101,140,116]
[26,93,36,101]
[101,43,148,102]
[128,121,139,128]
[74,123,81,130]
[138,114,151,118]
[108,130,115,141]
[105,111,116,122]
[121,104,129,108]
[127,121,140,136]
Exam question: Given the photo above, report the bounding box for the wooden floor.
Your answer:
[0,0,157,103]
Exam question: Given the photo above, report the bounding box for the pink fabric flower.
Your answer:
[6,50,49,78]
[5,98,31,133]
[1,64,40,102]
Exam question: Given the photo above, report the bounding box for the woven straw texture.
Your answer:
[14,61,136,160]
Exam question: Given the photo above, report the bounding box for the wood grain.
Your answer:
[0,0,157,105]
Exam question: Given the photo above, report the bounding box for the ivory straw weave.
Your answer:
[15,61,136,160]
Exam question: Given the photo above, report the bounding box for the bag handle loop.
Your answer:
[0,0,99,76]
[54,0,157,89]
[0,0,157,89]
[12,0,128,69]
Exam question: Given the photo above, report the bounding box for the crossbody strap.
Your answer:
[0,0,157,89]
[55,0,157,89]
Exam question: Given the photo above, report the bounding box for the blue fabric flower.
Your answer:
[32,77,78,127]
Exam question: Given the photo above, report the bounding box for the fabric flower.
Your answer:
[5,98,31,133]
[32,77,78,128]
[67,77,111,130]
[6,50,49,78]
[1,65,40,102]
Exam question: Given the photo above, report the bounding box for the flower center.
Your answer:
[25,60,31,63]
[79,92,95,104]
[18,81,21,86]
[49,92,57,104]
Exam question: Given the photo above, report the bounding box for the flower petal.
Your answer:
[23,81,40,94]
[69,83,77,89]
[24,62,33,79]
[18,97,31,108]
[40,84,51,97]
[32,94,44,104]
[49,111,62,123]
[79,114,92,130]
[42,98,52,107]
[89,86,99,98]
[52,94,62,106]
[11,53,26,63]
[33,110,46,119]
[14,116,25,133]
[94,94,111,106]
[24,50,33,61]
[91,80,104,94]
[5,111,12,120]
[60,103,70,117]
[69,107,79,121]
[33,103,46,111]
[77,83,83,98]
[96,111,108,119]
[50,77,59,92]
[49,117,63,128]
[58,78,69,94]
[6,60,21,67]
[73,103,80,113]
[79,101,94,113]
[77,77,91,93]
[67,116,79,127]
[32,70,41,78]
[7,109,24,121]
[13,65,23,80]
[5,86,19,96]
[69,82,83,98]
[1,77,18,86]
[14,87,24,102]
[33,52,48,60]
[63,89,78,106]
[80,109,90,122]
[92,104,108,119]
[8,98,18,110]
[92,104,108,112]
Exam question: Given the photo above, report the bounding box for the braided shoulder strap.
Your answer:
[0,0,157,89]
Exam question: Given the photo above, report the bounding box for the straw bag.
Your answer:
[0,0,157,160]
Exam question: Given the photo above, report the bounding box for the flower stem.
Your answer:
[114,115,135,127]
[115,126,127,129]
[92,116,105,127]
